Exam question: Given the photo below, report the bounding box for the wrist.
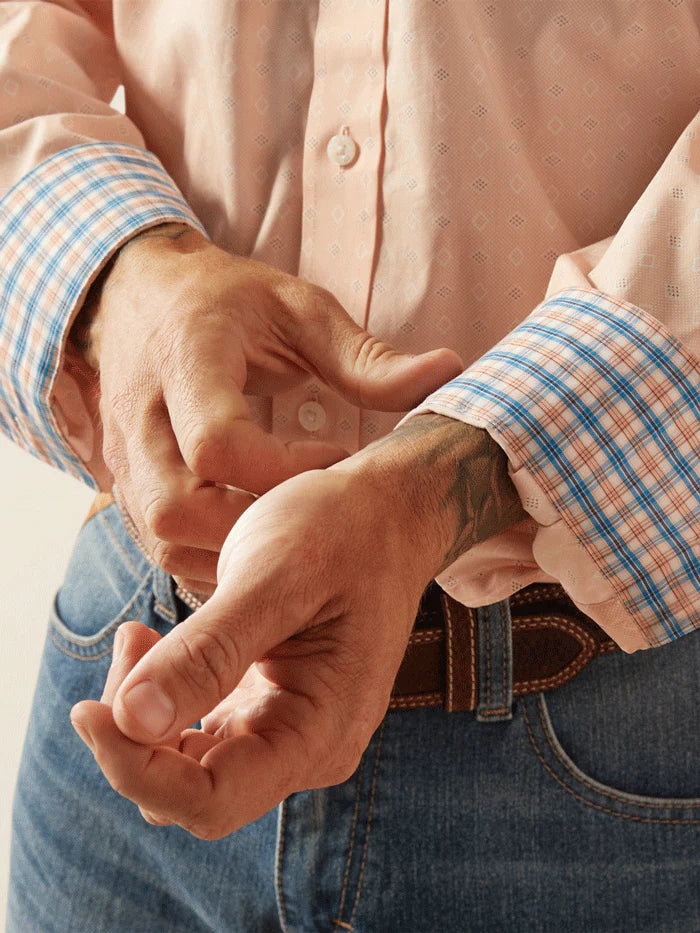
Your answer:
[333,413,527,581]
[69,222,199,368]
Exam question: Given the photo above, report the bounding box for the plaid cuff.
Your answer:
[409,287,700,648]
[0,141,208,486]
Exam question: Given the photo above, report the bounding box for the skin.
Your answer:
[69,221,464,594]
[69,225,526,838]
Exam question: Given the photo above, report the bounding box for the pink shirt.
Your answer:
[0,1,698,651]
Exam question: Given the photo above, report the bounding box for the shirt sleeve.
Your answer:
[0,1,208,488]
[402,108,700,653]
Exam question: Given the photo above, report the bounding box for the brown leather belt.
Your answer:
[390,581,619,712]
[86,492,619,713]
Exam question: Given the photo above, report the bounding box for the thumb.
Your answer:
[111,588,283,745]
[297,296,464,410]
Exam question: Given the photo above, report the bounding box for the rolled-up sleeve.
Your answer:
[0,2,207,487]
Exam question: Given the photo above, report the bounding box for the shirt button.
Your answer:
[298,400,327,432]
[327,131,357,167]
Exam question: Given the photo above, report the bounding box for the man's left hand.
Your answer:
[70,413,525,839]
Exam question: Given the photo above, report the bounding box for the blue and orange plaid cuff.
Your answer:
[0,141,208,487]
[410,287,700,649]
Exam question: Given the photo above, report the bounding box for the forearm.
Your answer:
[341,412,527,579]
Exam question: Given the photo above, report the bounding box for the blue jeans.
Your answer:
[7,502,700,932]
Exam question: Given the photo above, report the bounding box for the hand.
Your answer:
[71,414,526,839]
[72,222,463,594]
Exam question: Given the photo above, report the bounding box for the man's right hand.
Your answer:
[76,222,463,594]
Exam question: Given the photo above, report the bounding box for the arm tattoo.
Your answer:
[366,412,527,574]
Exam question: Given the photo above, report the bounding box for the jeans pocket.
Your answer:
[50,503,155,660]
[520,630,700,824]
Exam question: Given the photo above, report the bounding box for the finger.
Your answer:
[167,402,350,494]
[293,293,465,410]
[148,547,218,585]
[71,696,313,838]
[160,339,350,489]
[179,729,220,762]
[101,622,162,705]
[112,402,257,550]
[110,578,302,744]
[138,729,220,826]
[139,808,173,826]
[200,666,262,736]
[70,700,215,829]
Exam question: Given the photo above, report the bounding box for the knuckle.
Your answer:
[170,627,239,704]
[143,494,181,539]
[102,767,135,801]
[116,619,144,643]
[151,538,179,575]
[307,285,337,326]
[320,736,365,786]
[353,333,392,371]
[108,382,141,425]
[181,425,231,478]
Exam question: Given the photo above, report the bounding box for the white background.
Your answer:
[0,86,125,929]
[0,436,93,922]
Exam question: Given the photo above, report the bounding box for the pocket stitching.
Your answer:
[49,629,115,662]
[520,697,700,824]
[535,692,700,808]
[50,568,155,653]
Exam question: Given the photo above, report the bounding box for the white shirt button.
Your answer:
[298,400,327,432]
[327,132,357,167]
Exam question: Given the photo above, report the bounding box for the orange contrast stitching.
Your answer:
[512,617,596,693]
[333,753,365,927]
[49,631,114,661]
[408,629,443,646]
[469,608,477,709]
[388,692,443,711]
[483,607,492,708]
[443,597,455,709]
[478,707,511,717]
[535,695,700,809]
[154,601,175,620]
[349,722,386,926]
[521,700,700,821]
[510,584,564,607]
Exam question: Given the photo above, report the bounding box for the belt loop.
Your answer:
[476,598,513,722]
[441,592,479,712]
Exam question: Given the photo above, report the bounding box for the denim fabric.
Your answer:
[7,504,700,932]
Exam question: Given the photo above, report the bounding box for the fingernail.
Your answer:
[71,717,95,753]
[121,680,176,739]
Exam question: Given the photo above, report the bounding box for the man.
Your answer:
[2,2,699,930]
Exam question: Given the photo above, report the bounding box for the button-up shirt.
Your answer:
[0,1,698,651]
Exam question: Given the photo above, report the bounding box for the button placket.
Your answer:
[271,0,388,453]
